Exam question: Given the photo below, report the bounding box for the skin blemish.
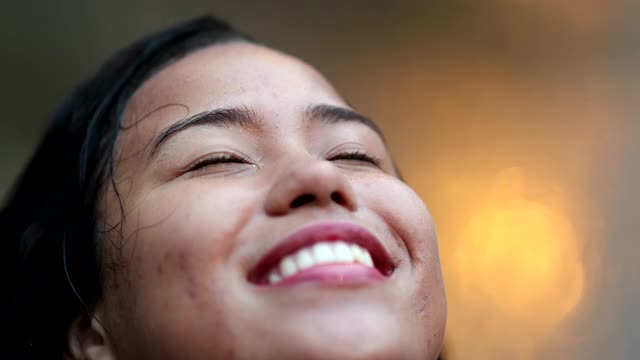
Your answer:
[188,285,198,300]
[177,251,198,300]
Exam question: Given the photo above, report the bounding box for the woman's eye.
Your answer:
[187,153,251,173]
[327,151,381,166]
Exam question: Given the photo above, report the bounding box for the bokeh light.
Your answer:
[455,167,583,324]
[447,168,584,358]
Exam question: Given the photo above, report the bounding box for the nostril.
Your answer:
[290,194,315,208]
[330,191,347,206]
[288,192,349,209]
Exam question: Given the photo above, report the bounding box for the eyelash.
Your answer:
[186,149,380,173]
[187,153,251,172]
[327,150,381,166]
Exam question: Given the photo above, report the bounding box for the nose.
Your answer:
[264,160,358,216]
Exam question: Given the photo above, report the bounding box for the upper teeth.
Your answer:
[267,241,374,284]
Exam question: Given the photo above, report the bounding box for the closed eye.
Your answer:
[186,152,252,173]
[327,150,381,166]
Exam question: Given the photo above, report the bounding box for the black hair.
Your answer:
[1,16,250,359]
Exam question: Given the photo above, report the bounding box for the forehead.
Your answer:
[122,42,346,129]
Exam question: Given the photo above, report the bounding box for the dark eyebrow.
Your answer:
[305,104,385,140]
[149,106,260,158]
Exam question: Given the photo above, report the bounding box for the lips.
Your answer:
[247,222,396,286]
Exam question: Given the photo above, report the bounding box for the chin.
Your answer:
[246,307,430,360]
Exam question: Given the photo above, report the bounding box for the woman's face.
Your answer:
[98,42,445,360]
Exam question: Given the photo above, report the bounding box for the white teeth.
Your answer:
[312,242,334,263]
[268,271,282,284]
[353,245,373,266]
[361,251,374,267]
[352,244,373,266]
[334,241,355,262]
[295,249,314,270]
[279,257,297,277]
[268,241,375,284]
[350,244,362,258]
[352,244,366,264]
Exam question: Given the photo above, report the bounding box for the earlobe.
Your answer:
[67,307,115,360]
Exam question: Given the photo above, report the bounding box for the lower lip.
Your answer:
[262,263,387,287]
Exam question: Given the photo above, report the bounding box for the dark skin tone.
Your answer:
[67,42,446,360]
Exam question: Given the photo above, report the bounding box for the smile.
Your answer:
[248,222,396,286]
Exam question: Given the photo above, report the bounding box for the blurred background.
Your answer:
[1,1,638,358]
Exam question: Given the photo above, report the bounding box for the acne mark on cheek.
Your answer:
[188,286,198,300]
[178,251,187,271]
[177,251,199,300]
[156,263,163,275]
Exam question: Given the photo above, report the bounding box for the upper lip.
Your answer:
[247,221,396,284]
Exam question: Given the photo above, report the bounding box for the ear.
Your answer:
[67,306,115,360]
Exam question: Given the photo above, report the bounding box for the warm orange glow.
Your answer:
[443,167,585,358]
[455,168,583,326]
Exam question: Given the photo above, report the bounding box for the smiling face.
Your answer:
[96,42,445,360]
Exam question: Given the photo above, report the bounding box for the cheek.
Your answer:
[356,175,446,341]
[100,183,260,355]
[357,175,439,266]
[106,180,259,278]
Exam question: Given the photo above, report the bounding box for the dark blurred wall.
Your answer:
[1,1,638,358]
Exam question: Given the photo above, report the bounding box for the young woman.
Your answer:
[2,16,446,359]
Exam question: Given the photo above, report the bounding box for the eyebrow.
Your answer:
[149,104,383,159]
[149,106,260,157]
[305,104,385,140]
